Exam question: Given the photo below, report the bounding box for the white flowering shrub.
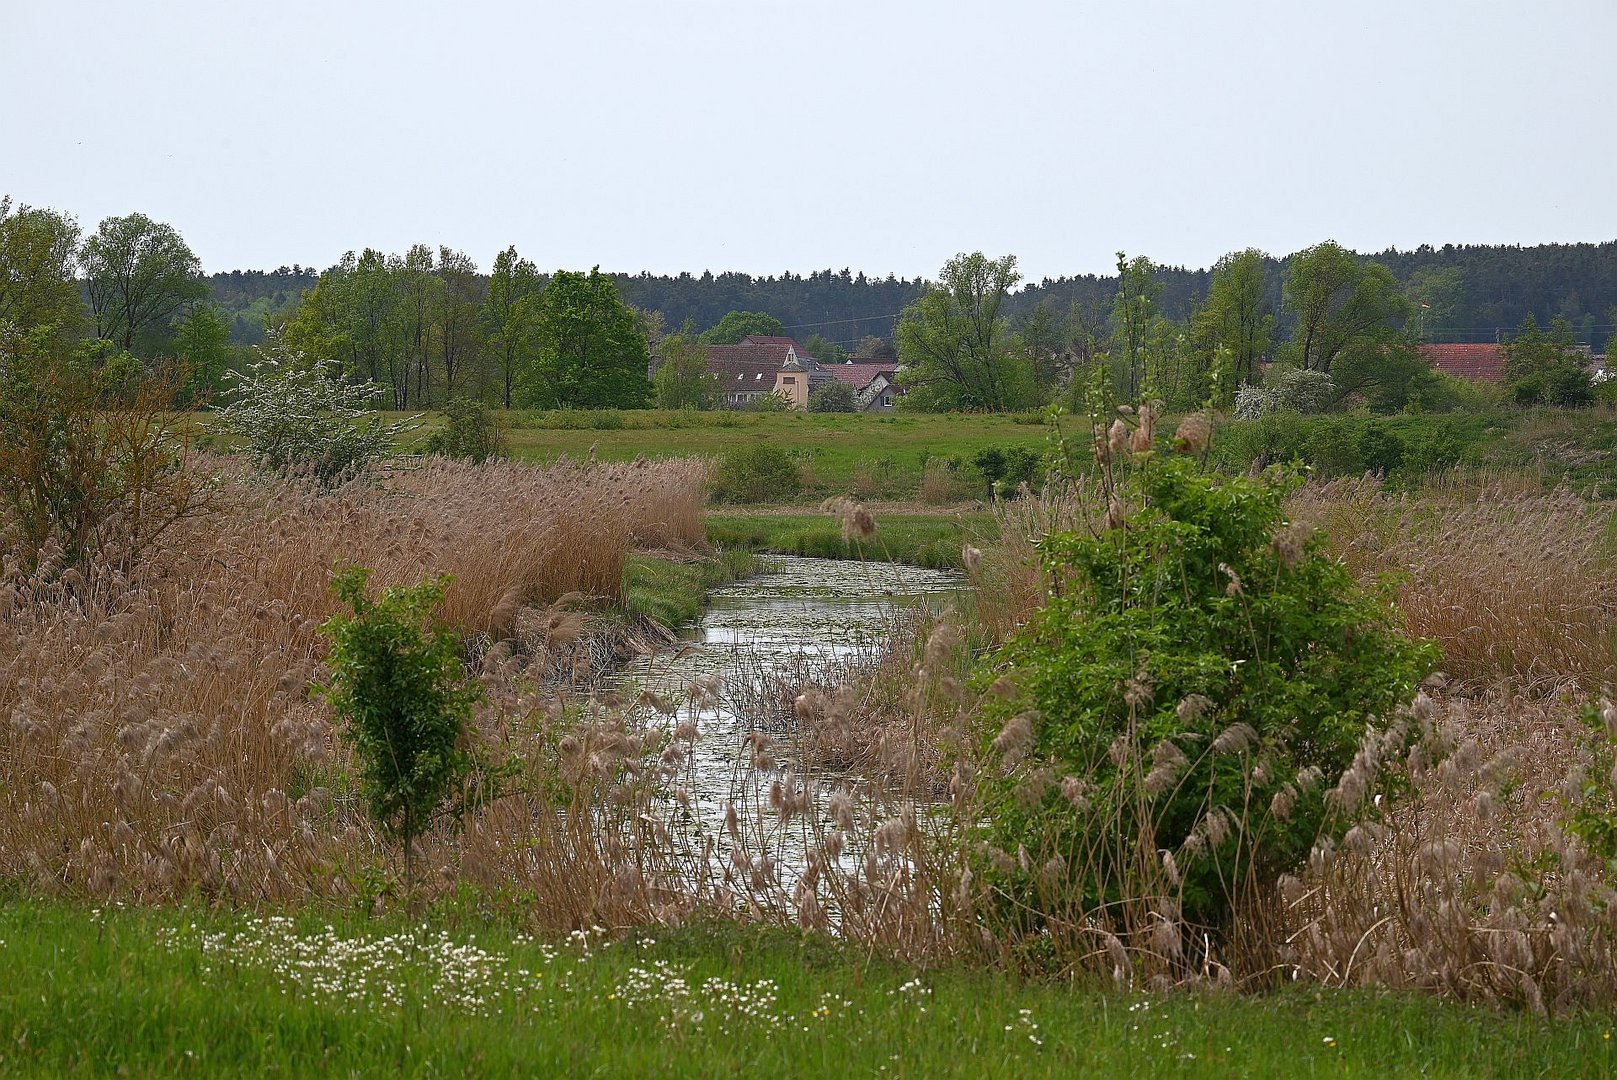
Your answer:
[1232,369,1336,420]
[218,333,415,484]
[1232,383,1274,420]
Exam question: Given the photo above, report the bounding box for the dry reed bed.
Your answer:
[1282,691,1617,1012]
[0,455,709,902]
[8,454,1617,1013]
[1292,476,1615,693]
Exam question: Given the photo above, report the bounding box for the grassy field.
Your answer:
[498,409,1048,502]
[2,900,1610,1078]
[198,404,1617,502]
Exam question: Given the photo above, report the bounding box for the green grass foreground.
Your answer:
[0,901,1610,1078]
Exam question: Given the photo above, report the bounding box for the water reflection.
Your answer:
[616,555,961,877]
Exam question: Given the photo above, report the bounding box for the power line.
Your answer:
[778,311,904,332]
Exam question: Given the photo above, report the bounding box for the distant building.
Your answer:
[704,336,900,410]
[1419,343,1508,382]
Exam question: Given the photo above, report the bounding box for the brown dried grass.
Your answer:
[0,454,710,904]
[1279,690,1617,1013]
[1293,476,1616,693]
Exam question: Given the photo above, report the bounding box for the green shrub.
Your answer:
[317,567,484,878]
[0,328,211,571]
[1355,420,1406,476]
[809,381,857,413]
[423,397,508,463]
[1402,419,1467,475]
[977,444,1435,935]
[1564,700,1617,872]
[1301,422,1361,476]
[711,444,803,503]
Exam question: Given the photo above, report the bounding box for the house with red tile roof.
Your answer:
[1419,343,1509,382]
[705,336,900,410]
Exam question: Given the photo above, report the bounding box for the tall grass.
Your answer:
[1294,475,1615,692]
[0,455,709,902]
[6,444,1617,1015]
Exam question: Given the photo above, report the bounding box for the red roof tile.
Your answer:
[824,362,897,390]
[1420,343,1508,382]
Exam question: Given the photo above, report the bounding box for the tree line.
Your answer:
[3,193,1612,418]
[895,244,1606,413]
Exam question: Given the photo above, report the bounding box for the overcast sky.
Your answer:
[5,0,1614,281]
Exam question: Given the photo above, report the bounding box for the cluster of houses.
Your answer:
[672,337,1608,413]
[699,336,900,412]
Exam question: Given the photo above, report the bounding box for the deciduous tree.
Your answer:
[172,301,233,400]
[0,196,81,339]
[1504,313,1594,406]
[652,329,717,409]
[1192,249,1274,388]
[523,267,651,409]
[1282,241,1408,377]
[481,246,542,409]
[896,252,1035,411]
[80,212,206,353]
[700,310,785,344]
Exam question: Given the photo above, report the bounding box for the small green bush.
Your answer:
[423,397,508,463]
[977,444,1435,934]
[1355,420,1406,476]
[711,444,803,503]
[809,381,857,413]
[1562,700,1617,872]
[317,567,484,876]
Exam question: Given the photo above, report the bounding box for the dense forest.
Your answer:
[205,241,1617,354]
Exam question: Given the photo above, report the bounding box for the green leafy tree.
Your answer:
[1111,253,1163,399]
[80,212,206,353]
[317,567,483,880]
[0,196,82,340]
[1015,300,1067,392]
[1402,266,1466,341]
[652,329,718,409]
[896,252,1035,411]
[1282,241,1409,378]
[699,310,785,344]
[432,246,483,400]
[398,244,443,406]
[523,267,651,409]
[481,246,543,409]
[852,335,898,360]
[1504,313,1594,406]
[1192,249,1274,388]
[803,333,847,365]
[172,301,234,400]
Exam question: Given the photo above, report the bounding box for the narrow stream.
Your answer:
[616,555,962,873]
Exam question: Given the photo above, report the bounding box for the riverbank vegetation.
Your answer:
[1,373,1615,1069]
[4,196,1617,1071]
